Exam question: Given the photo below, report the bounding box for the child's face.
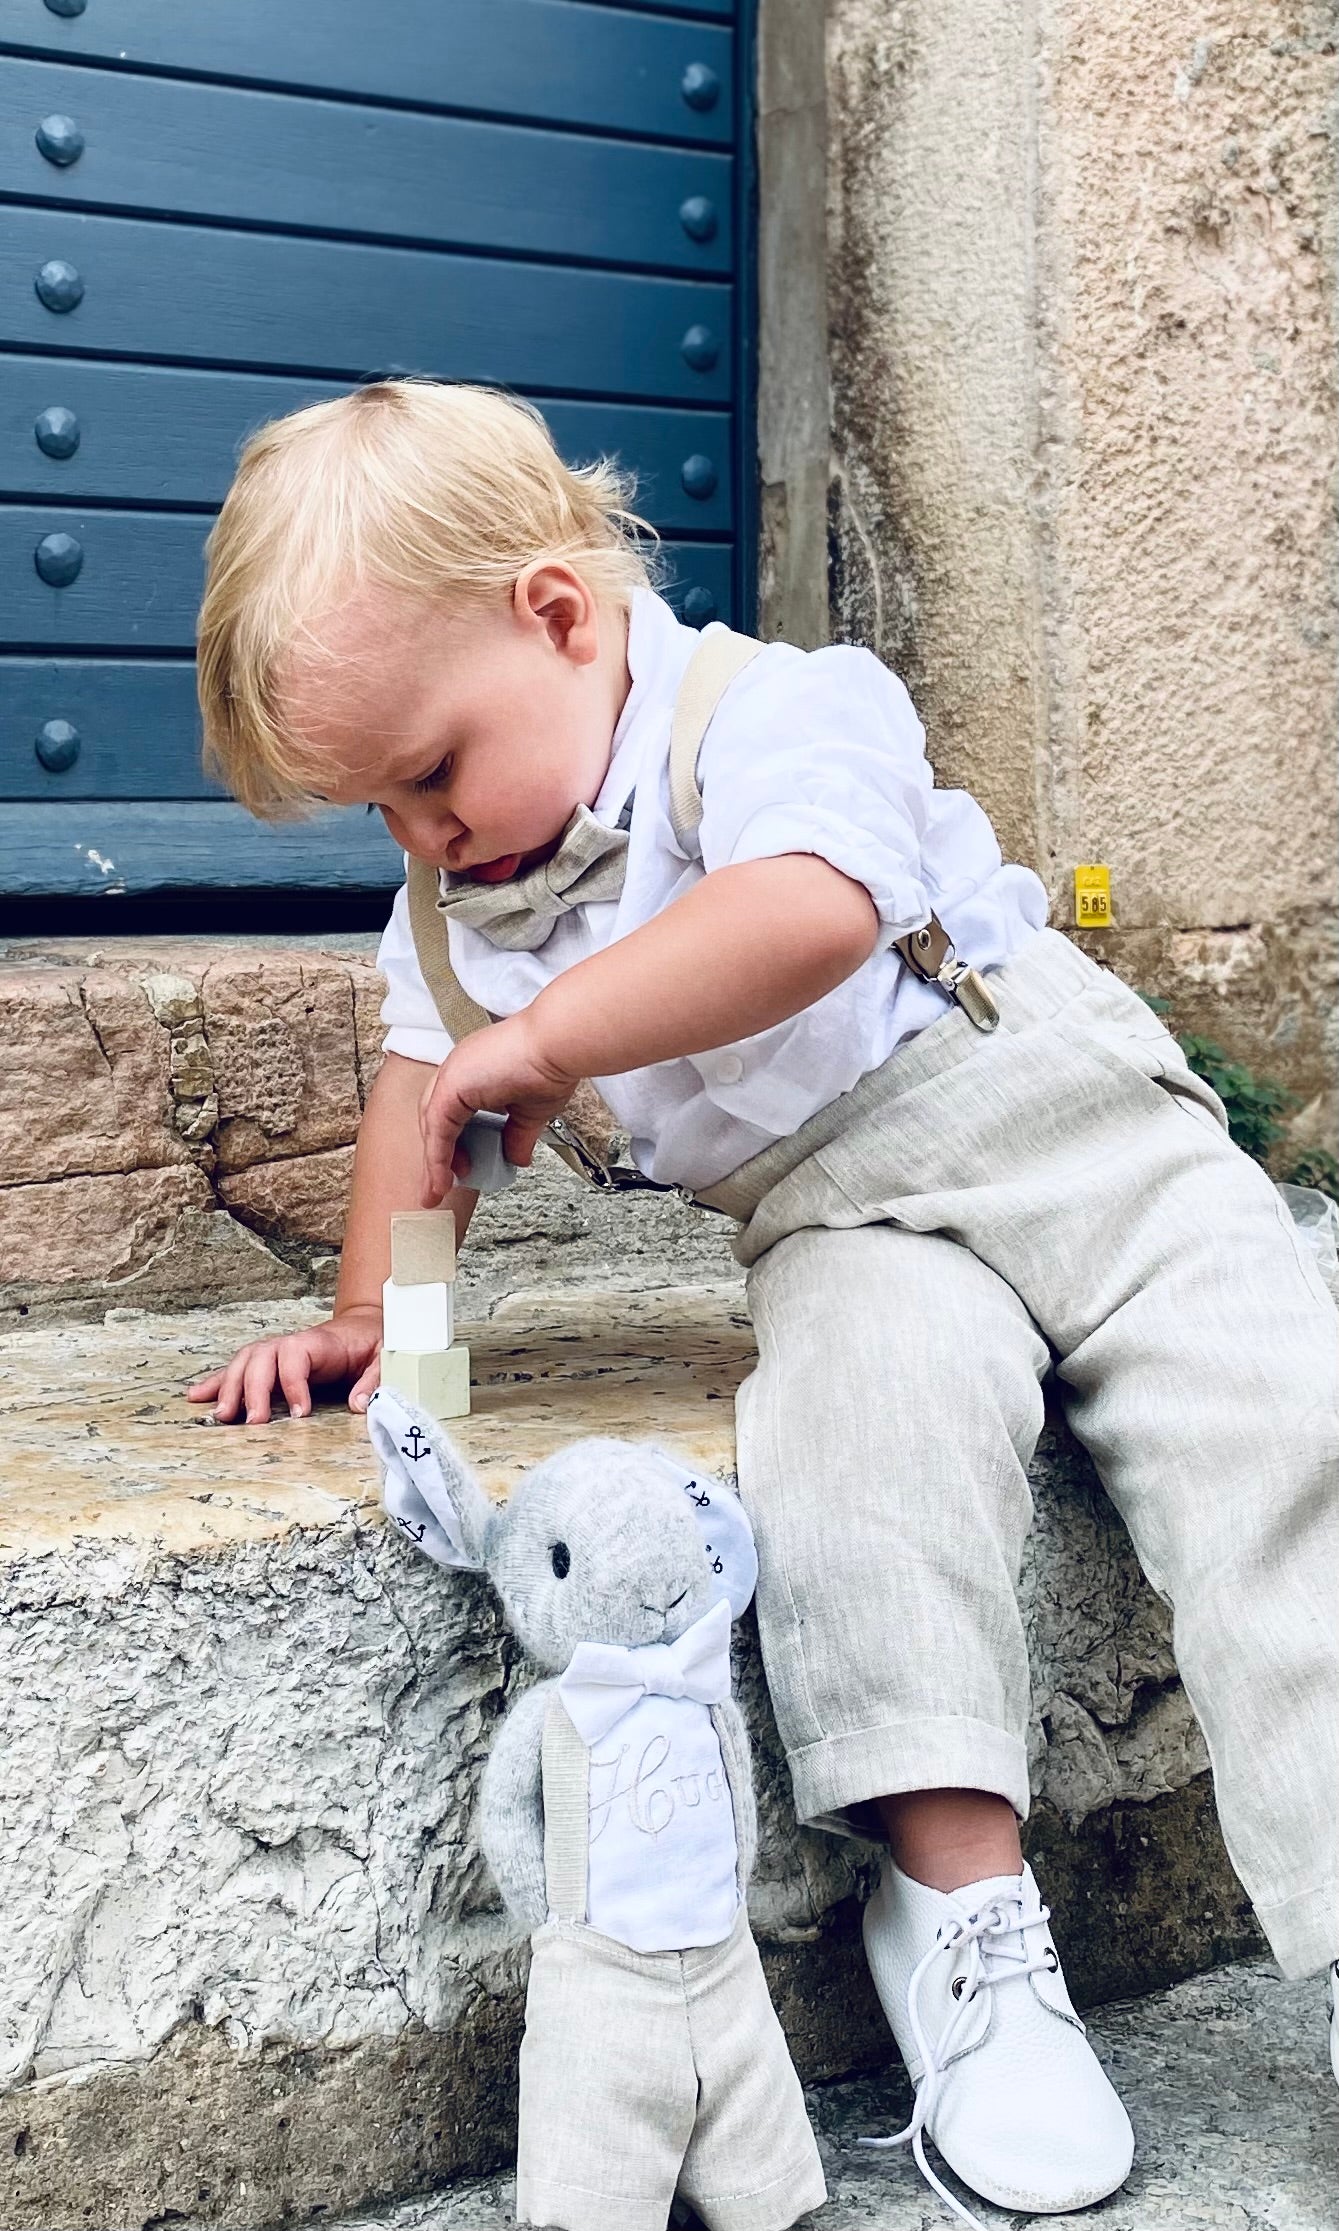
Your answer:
[283,565,630,879]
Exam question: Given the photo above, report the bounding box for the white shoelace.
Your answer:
[860,1891,1058,2230]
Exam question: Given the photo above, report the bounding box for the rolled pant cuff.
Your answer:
[1255,1870,1339,1980]
[685,2158,830,2231]
[788,1714,1032,1839]
[516,2178,672,2231]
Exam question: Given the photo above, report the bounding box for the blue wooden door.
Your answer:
[0,0,753,896]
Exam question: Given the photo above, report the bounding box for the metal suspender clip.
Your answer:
[897,914,1001,1033]
[543,1115,732,1214]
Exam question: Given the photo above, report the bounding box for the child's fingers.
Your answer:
[421,1143,457,1208]
[421,1118,462,1207]
[204,1348,258,1422]
[348,1354,382,1414]
[502,1111,547,1169]
[276,1340,314,1421]
[419,1069,471,1207]
[186,1368,225,1402]
[241,1344,281,1425]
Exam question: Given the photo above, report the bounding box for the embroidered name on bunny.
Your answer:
[562,1595,740,1950]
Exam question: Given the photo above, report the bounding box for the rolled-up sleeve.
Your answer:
[695,644,933,944]
[376,876,455,1067]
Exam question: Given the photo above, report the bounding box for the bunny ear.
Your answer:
[366,1387,494,1572]
[643,1447,758,1619]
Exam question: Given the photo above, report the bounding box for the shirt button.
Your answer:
[715,1053,745,1085]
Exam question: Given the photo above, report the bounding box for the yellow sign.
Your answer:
[1074,863,1113,929]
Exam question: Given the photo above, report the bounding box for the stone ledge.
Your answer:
[0,1288,1261,2231]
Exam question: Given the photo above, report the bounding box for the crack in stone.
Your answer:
[73,983,116,1084]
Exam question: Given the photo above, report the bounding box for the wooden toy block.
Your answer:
[390,1211,457,1288]
[380,1344,471,1421]
[382,1277,454,1352]
[458,1111,518,1195]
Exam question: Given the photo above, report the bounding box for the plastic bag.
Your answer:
[1276,1182,1339,1306]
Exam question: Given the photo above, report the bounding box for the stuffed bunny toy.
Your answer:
[367,1385,826,2231]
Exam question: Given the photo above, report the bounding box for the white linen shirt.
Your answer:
[377,588,1049,1190]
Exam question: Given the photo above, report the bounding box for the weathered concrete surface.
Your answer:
[0,1291,1263,2230]
[0,938,739,1323]
[827,0,1339,1148]
[328,1960,1339,2231]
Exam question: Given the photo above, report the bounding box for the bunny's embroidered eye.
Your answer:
[550,1541,571,1579]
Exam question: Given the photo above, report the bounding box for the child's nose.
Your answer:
[385,801,463,861]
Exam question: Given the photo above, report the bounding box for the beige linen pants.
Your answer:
[701,928,1339,1980]
[516,1701,825,2231]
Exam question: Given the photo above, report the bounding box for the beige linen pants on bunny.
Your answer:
[699,926,1339,1981]
[517,1702,825,2231]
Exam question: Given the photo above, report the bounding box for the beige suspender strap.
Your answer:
[665,623,1000,1032]
[540,1693,590,1925]
[405,854,492,1043]
[667,624,767,853]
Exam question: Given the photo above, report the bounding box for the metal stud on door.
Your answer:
[34,532,83,587]
[35,719,80,773]
[34,407,80,460]
[35,115,85,167]
[34,260,83,312]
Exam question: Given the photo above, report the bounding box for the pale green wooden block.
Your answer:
[380,1344,471,1420]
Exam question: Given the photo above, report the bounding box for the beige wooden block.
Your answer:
[389,1211,456,1288]
[380,1343,470,1421]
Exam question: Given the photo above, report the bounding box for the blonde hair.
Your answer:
[197,379,656,817]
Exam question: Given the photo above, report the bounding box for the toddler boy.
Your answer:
[192,381,1339,2225]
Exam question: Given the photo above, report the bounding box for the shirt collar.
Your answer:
[593,588,700,823]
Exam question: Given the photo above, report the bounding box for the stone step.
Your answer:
[0,935,740,1325]
[1,1284,1261,2231]
[321,1960,1339,2231]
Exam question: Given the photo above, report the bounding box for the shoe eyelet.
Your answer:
[1045,1948,1059,1973]
[951,1975,967,2000]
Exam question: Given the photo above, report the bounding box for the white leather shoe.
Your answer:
[860,1859,1134,2226]
[1326,1962,1339,2089]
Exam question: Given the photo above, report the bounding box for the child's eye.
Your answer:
[412,754,454,796]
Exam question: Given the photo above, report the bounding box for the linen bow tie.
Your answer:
[558,1595,732,1746]
[434,800,632,952]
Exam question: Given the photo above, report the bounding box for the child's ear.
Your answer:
[513,561,598,664]
[367,1388,495,1571]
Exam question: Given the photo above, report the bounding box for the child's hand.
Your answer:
[419,1011,577,1206]
[186,1303,384,1424]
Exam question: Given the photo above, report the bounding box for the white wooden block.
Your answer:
[390,1211,457,1287]
[382,1277,454,1352]
[380,1344,471,1421]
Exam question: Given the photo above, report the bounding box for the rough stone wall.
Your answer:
[827,0,1339,1152]
[0,940,739,1325]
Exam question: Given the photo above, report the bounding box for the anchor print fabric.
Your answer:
[582,1692,740,1951]
[367,1387,482,1570]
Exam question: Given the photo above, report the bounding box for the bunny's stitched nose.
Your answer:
[641,1588,688,1616]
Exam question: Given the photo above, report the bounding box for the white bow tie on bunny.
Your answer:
[558,1595,732,1746]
